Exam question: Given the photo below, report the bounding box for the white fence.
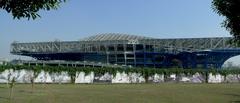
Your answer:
[0,69,240,84]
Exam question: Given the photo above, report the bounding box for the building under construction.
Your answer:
[10,33,240,68]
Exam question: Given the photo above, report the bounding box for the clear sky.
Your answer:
[0,0,231,60]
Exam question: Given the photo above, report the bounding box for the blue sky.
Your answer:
[0,0,231,60]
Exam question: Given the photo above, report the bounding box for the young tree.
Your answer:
[0,0,66,20]
[212,0,240,45]
[9,77,15,102]
[30,68,41,93]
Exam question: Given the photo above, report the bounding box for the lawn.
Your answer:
[0,83,240,103]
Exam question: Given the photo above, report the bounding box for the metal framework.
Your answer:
[10,33,240,69]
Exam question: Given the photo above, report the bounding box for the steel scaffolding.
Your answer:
[10,33,240,68]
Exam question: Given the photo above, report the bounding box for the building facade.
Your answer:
[10,33,240,68]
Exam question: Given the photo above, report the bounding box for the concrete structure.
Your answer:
[10,33,240,68]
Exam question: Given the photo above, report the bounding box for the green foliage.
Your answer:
[212,0,240,45]
[1,64,240,79]
[67,67,76,83]
[0,0,66,20]
[0,65,5,73]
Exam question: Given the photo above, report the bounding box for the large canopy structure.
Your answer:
[11,33,240,68]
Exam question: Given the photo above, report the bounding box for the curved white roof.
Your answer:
[81,33,151,41]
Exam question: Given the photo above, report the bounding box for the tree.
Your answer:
[212,0,240,45]
[0,0,66,20]
[9,77,15,102]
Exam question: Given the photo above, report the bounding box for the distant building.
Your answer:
[10,33,240,69]
[0,58,8,65]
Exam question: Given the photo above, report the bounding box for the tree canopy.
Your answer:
[0,0,66,20]
[212,0,240,45]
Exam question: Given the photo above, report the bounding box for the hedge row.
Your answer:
[1,65,240,76]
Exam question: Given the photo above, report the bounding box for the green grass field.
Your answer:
[0,83,240,103]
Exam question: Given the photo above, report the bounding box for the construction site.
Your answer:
[10,33,240,69]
